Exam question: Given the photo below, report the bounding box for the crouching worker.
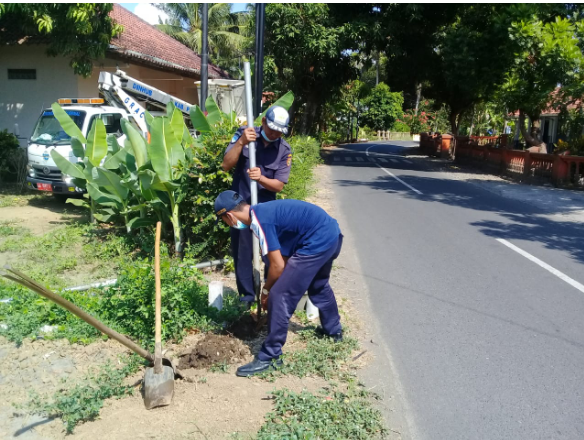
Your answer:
[214,190,344,377]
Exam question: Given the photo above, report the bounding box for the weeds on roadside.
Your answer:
[0,220,29,237]
[26,355,141,434]
[257,383,385,440]
[210,360,230,373]
[260,328,359,381]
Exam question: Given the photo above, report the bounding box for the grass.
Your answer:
[26,355,141,434]
[257,383,385,440]
[0,183,51,208]
[259,327,359,381]
[0,220,29,237]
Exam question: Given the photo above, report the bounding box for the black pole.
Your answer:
[254,4,266,116]
[200,3,209,112]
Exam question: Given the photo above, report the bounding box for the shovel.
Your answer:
[143,222,175,409]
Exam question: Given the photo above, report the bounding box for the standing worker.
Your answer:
[214,190,344,377]
[222,106,293,308]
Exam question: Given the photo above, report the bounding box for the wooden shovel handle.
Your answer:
[2,266,153,362]
[154,222,163,374]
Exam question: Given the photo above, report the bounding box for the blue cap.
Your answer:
[214,190,244,219]
[265,106,289,135]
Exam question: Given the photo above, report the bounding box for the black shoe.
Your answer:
[315,326,343,343]
[236,358,282,377]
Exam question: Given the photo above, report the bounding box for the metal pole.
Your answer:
[254,4,265,116]
[200,3,209,111]
[243,62,262,316]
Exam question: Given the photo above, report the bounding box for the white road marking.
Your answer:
[333,156,340,162]
[378,158,388,163]
[404,160,413,164]
[366,144,408,158]
[376,164,423,195]
[497,239,584,294]
[356,157,364,162]
[390,159,399,163]
[344,157,353,162]
[368,157,376,162]
[366,145,377,156]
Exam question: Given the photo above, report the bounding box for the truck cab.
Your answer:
[26,99,130,195]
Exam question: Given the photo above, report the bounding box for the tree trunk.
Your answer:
[518,111,546,152]
[414,83,422,115]
[449,110,460,135]
[468,107,475,137]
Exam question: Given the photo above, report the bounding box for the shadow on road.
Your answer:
[332,154,584,266]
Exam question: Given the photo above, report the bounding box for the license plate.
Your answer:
[37,183,52,191]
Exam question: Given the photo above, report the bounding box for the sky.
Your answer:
[119,3,249,25]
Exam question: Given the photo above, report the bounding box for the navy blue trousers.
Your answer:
[258,234,344,361]
[230,228,269,302]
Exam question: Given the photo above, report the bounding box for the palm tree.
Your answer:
[155,3,251,74]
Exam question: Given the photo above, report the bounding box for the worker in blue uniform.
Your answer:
[221,106,293,307]
[214,190,344,377]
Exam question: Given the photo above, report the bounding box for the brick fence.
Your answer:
[419,133,584,189]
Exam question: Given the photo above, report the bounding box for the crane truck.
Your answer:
[26,70,196,196]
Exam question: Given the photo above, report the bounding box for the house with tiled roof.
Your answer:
[0,4,228,146]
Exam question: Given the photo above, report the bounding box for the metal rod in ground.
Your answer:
[243,61,262,319]
[200,3,209,112]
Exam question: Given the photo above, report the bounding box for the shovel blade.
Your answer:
[144,365,174,409]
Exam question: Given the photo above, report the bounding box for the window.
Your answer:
[8,69,36,80]
[87,113,124,138]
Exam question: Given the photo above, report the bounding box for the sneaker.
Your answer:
[236,357,282,377]
[314,326,343,343]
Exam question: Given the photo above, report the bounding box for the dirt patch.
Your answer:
[178,334,250,370]
[0,204,84,236]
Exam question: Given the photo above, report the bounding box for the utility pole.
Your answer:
[254,3,266,116]
[200,3,209,112]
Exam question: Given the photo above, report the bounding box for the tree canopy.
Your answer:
[0,3,123,77]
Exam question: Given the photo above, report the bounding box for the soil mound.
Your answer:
[178,334,250,369]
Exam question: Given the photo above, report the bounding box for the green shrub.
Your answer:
[280,136,322,201]
[0,129,21,183]
[179,120,235,261]
[392,121,411,133]
[319,131,343,147]
[99,257,239,346]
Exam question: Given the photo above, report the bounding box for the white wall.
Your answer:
[0,45,81,147]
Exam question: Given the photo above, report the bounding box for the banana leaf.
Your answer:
[107,134,121,155]
[255,91,295,125]
[147,117,185,182]
[205,95,225,127]
[87,182,123,207]
[189,106,212,133]
[127,217,157,230]
[51,103,87,144]
[103,145,136,171]
[50,150,85,180]
[93,167,129,200]
[86,118,108,167]
[71,137,85,158]
[170,106,185,142]
[121,119,148,168]
[66,198,90,208]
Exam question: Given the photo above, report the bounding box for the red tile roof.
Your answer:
[109,5,229,79]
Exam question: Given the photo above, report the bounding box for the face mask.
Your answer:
[228,215,248,230]
[261,128,278,143]
[232,220,249,230]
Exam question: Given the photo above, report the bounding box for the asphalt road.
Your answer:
[327,141,584,440]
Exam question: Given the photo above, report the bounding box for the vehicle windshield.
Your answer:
[30,110,86,145]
